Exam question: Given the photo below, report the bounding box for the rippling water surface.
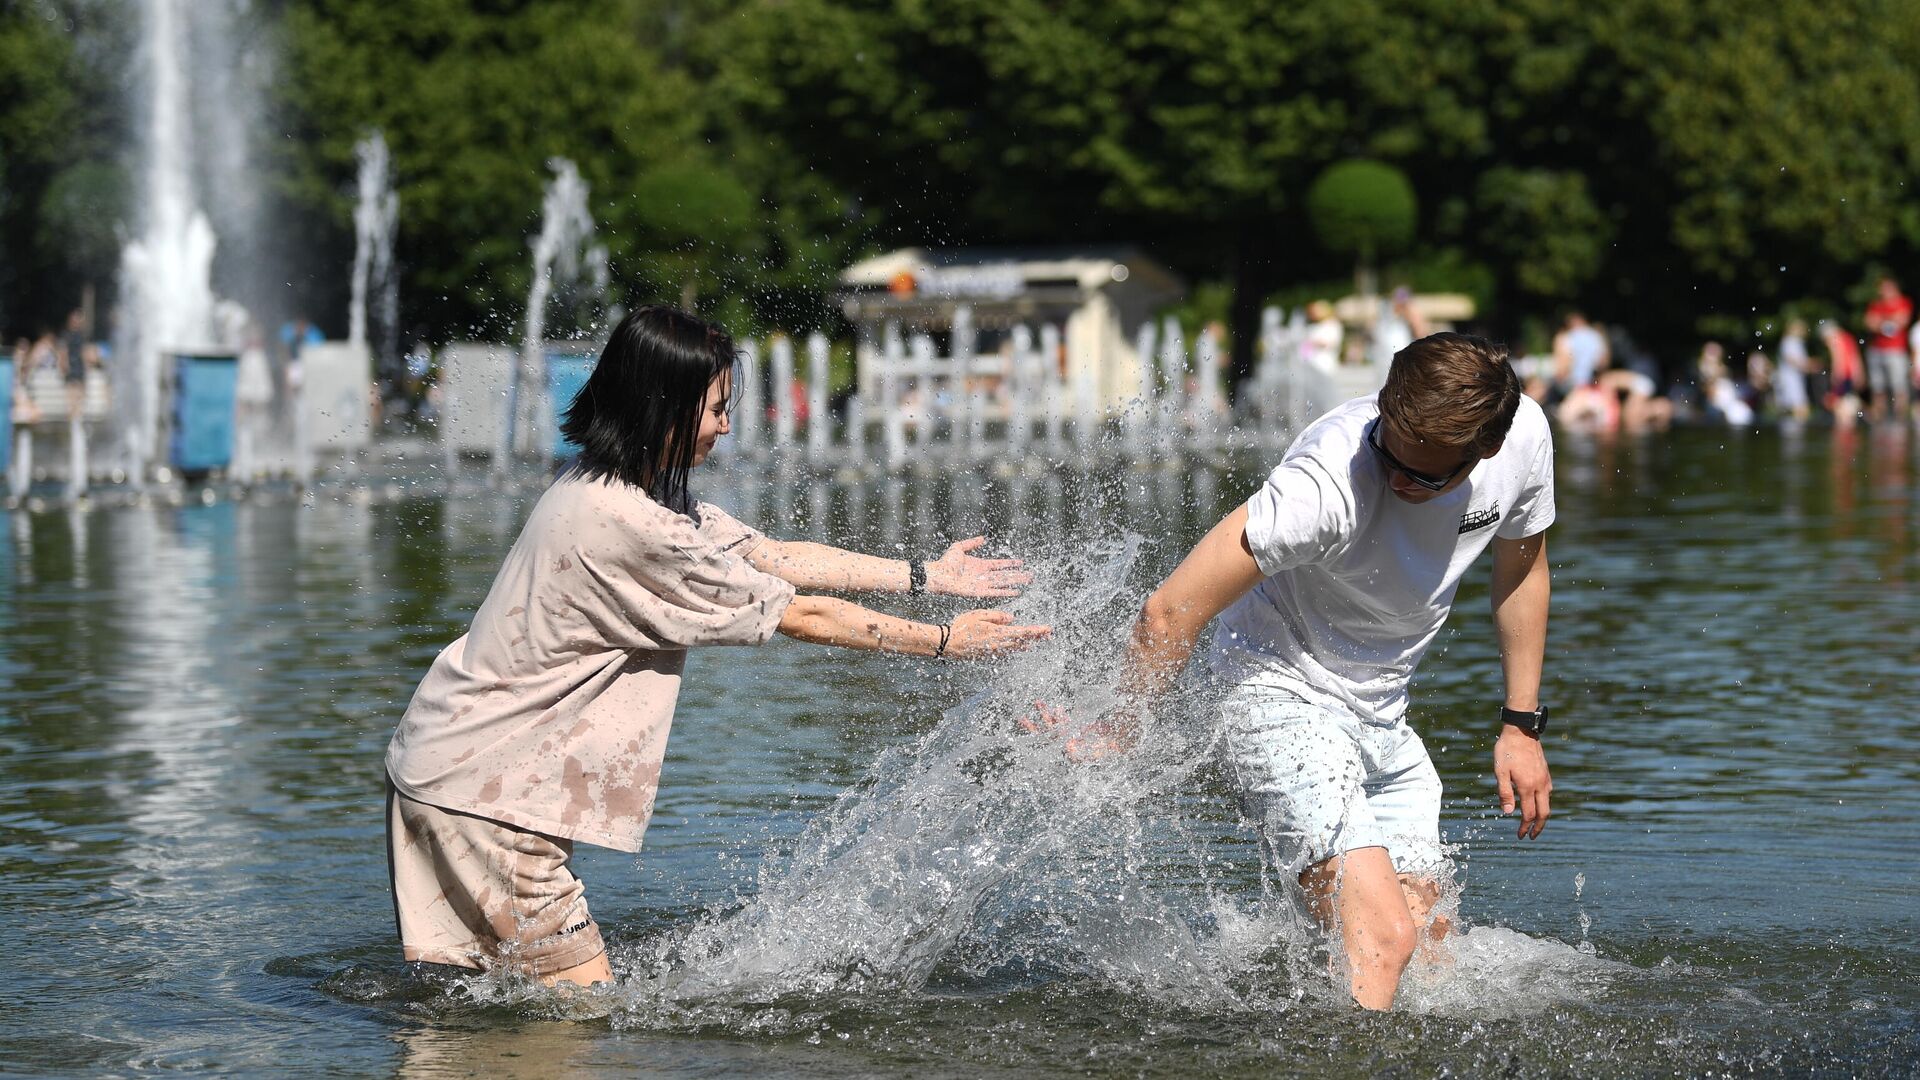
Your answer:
[3,426,1917,1077]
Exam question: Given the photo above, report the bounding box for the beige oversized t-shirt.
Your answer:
[385,475,795,852]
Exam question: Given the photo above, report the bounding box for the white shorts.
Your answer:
[1219,685,1448,880]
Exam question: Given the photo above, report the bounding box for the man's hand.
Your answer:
[1021,702,1126,763]
[928,537,1033,598]
[1494,726,1552,839]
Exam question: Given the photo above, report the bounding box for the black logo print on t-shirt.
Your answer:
[1459,508,1500,534]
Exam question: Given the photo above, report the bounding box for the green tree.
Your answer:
[0,1,101,336]
[1307,159,1417,294]
[1473,167,1608,301]
[274,0,817,341]
[712,0,1920,370]
[56,0,1904,373]
[700,0,1592,385]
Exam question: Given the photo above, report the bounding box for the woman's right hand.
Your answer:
[944,609,1052,658]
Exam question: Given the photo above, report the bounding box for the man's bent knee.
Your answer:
[1365,908,1418,968]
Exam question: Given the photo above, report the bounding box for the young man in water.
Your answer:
[1065,332,1555,1009]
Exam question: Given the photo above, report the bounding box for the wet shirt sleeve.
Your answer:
[1242,456,1353,577]
[1497,428,1557,540]
[574,504,794,650]
[693,501,768,557]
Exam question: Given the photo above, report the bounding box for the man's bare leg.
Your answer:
[540,951,613,989]
[1299,846,1417,1010]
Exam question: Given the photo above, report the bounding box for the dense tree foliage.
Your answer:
[0,0,123,337]
[5,0,1920,373]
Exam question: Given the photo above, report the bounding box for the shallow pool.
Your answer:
[3,425,1916,1076]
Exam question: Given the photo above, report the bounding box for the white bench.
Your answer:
[16,367,110,425]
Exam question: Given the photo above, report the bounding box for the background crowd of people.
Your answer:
[1519,277,1920,432]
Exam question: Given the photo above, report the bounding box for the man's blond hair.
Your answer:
[1377,332,1521,455]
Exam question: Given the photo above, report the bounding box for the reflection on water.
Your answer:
[1,427,1917,1075]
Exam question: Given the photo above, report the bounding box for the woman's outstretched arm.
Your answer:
[777,595,1051,658]
[747,536,1032,598]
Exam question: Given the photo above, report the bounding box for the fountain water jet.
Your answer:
[116,0,224,484]
[734,339,761,457]
[348,131,399,376]
[510,158,607,469]
[770,336,796,451]
[805,333,830,460]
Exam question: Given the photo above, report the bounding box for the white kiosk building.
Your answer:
[838,247,1183,412]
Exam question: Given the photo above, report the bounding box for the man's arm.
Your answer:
[1490,531,1553,839]
[1115,504,1267,725]
[747,536,1031,598]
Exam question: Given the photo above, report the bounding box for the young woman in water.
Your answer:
[384,305,1050,988]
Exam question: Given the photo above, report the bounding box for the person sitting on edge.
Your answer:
[1039,332,1555,1010]
[384,305,1051,989]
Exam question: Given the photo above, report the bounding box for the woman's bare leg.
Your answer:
[540,951,612,989]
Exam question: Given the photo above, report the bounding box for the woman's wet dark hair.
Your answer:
[561,305,737,515]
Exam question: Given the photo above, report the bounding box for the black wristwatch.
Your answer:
[1500,705,1550,736]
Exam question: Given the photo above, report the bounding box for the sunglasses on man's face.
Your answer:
[1366,420,1473,491]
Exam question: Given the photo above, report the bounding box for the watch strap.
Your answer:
[1500,704,1549,735]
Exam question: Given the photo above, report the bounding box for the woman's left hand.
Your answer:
[928,537,1033,598]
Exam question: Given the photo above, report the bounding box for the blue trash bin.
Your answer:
[0,357,13,478]
[545,349,596,467]
[170,353,239,475]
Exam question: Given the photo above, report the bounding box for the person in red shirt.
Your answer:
[1822,319,1866,426]
[1862,277,1911,422]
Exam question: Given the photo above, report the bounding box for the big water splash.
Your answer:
[408,519,1623,1030]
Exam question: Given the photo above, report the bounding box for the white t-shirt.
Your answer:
[1207,394,1556,726]
[1775,335,1810,408]
[1564,325,1606,386]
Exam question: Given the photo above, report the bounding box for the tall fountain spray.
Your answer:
[1124,319,1158,455]
[1007,325,1033,460]
[348,131,399,370]
[1040,323,1064,458]
[909,332,935,452]
[117,0,224,482]
[1156,316,1186,455]
[948,305,975,458]
[1193,324,1221,445]
[1072,331,1099,452]
[512,158,607,464]
[770,335,796,450]
[805,333,830,460]
[734,338,762,457]
[881,322,907,468]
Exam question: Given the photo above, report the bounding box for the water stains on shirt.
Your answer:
[385,476,795,852]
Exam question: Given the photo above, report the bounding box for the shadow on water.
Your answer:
[3,427,1918,1074]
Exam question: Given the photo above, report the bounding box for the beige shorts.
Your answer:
[385,782,606,977]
